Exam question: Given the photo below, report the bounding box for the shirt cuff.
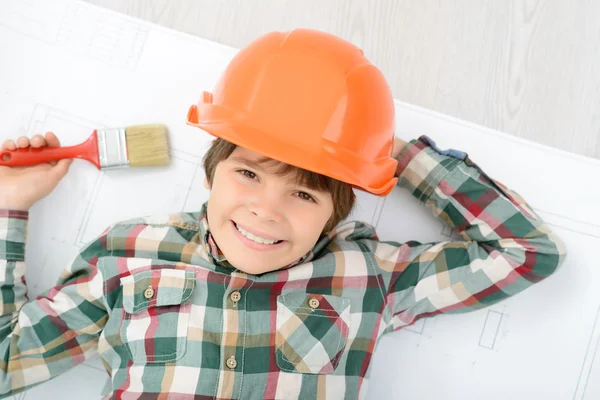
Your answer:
[395,135,468,202]
[0,210,29,261]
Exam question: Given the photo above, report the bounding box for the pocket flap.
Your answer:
[277,293,350,318]
[120,268,195,314]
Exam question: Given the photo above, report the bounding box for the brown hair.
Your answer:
[203,138,355,233]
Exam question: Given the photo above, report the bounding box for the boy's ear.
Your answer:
[204,175,211,190]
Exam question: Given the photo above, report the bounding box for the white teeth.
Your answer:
[236,224,280,245]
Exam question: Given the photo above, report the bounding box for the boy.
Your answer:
[0,29,566,399]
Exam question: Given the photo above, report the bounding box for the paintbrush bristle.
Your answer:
[125,124,170,166]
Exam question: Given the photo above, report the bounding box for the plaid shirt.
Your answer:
[0,136,566,399]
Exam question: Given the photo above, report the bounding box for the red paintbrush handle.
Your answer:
[0,131,101,169]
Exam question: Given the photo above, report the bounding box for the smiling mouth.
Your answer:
[233,221,284,245]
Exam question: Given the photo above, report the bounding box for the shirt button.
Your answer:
[144,286,155,299]
[230,291,241,303]
[226,356,237,369]
[308,297,320,309]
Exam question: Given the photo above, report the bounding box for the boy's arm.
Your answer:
[381,136,567,331]
[0,210,108,397]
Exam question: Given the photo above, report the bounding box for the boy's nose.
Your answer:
[247,193,283,223]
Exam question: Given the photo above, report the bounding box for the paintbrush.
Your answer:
[0,124,170,169]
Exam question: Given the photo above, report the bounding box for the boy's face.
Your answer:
[204,146,334,274]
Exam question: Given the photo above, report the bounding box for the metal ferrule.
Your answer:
[97,128,130,170]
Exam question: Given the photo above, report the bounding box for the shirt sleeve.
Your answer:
[380,135,567,331]
[0,210,109,396]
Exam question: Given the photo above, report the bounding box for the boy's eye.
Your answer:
[239,170,258,180]
[238,169,316,202]
[295,192,315,202]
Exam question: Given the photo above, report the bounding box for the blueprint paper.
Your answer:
[0,1,597,399]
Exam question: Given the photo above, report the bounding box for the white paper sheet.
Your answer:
[0,1,597,399]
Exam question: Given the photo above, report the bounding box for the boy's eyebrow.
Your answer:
[229,156,267,172]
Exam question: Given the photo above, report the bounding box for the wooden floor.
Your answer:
[85,0,600,160]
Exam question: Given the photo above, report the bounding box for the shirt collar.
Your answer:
[198,202,315,272]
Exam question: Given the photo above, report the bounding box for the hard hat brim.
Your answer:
[187,103,397,196]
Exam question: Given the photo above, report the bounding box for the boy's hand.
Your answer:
[392,137,408,159]
[0,133,73,210]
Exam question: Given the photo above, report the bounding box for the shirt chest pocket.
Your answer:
[275,293,351,374]
[119,268,195,364]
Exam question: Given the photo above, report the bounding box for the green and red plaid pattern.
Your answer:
[275,293,351,374]
[120,268,196,364]
[0,136,567,399]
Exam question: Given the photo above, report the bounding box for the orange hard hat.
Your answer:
[187,28,398,196]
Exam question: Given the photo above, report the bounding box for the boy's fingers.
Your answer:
[44,132,61,147]
[30,135,46,148]
[1,139,16,150]
[44,133,61,165]
[16,136,30,148]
